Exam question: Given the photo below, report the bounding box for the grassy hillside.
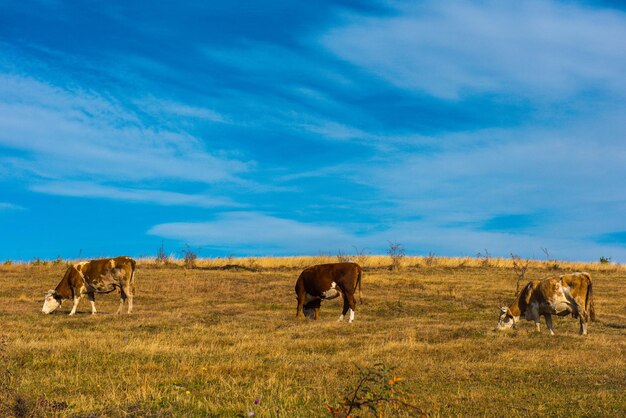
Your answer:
[1,257,625,417]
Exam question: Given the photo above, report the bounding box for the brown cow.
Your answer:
[497,272,595,335]
[295,262,362,323]
[42,256,136,315]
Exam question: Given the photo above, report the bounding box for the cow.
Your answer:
[295,262,362,323]
[42,256,136,315]
[497,272,595,335]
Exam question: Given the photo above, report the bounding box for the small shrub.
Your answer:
[387,241,405,271]
[53,256,63,265]
[599,256,611,264]
[352,246,369,266]
[476,249,491,267]
[424,251,436,267]
[548,262,561,271]
[326,363,426,417]
[181,244,198,269]
[511,253,530,295]
[156,241,170,264]
[246,258,260,271]
[2,260,11,266]
[336,250,351,263]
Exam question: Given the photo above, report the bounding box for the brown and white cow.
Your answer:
[42,256,136,315]
[295,262,362,323]
[497,272,595,335]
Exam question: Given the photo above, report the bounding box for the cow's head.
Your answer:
[497,306,517,330]
[302,300,319,320]
[42,290,62,314]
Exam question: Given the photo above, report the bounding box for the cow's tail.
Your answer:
[584,273,595,322]
[356,267,363,304]
[129,258,137,295]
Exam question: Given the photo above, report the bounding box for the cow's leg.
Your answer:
[126,286,134,314]
[544,314,555,335]
[116,289,127,315]
[528,307,540,332]
[579,315,588,336]
[314,306,320,320]
[338,295,350,322]
[296,294,305,319]
[69,295,82,315]
[338,293,356,323]
[346,293,356,323]
[88,293,97,314]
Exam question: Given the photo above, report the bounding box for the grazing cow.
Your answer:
[295,262,362,323]
[42,256,136,315]
[497,272,595,335]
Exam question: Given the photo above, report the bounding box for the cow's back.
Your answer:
[560,272,591,299]
[78,256,135,293]
[298,262,361,295]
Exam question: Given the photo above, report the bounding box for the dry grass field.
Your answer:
[1,256,625,417]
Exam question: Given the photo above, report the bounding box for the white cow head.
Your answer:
[497,307,517,330]
[42,290,62,314]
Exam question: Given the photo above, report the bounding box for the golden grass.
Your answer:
[1,257,625,417]
[141,254,625,272]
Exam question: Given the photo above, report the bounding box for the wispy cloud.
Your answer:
[0,72,248,185]
[321,0,626,100]
[148,212,356,254]
[147,211,626,261]
[0,202,26,211]
[30,181,241,208]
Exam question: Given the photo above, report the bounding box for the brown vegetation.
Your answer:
[0,257,625,416]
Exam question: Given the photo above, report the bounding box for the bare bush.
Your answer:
[511,253,530,295]
[541,247,560,270]
[327,363,426,417]
[181,244,198,269]
[156,241,170,264]
[352,246,369,266]
[476,249,491,267]
[387,241,405,271]
[336,249,351,263]
[424,251,436,267]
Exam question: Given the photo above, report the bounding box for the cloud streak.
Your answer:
[30,181,241,208]
[322,0,626,100]
[148,212,355,254]
[0,202,25,211]
[0,72,248,185]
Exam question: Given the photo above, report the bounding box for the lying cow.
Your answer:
[42,256,136,315]
[497,272,595,335]
[295,262,362,323]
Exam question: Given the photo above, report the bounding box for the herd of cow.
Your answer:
[41,256,596,335]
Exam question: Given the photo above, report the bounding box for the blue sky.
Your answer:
[1,0,626,262]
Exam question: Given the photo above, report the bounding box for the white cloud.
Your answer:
[0,202,26,211]
[30,181,241,208]
[133,97,227,123]
[147,211,626,261]
[0,73,248,184]
[321,0,626,100]
[148,212,356,253]
[349,113,626,253]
